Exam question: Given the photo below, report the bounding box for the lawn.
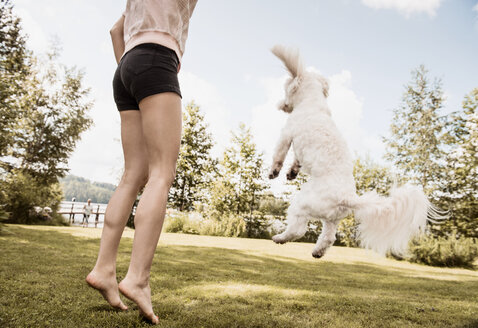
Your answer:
[1,225,477,328]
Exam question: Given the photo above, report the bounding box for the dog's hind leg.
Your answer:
[272,197,309,244]
[272,214,308,244]
[312,220,338,258]
[286,158,301,180]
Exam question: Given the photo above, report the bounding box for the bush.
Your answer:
[407,232,478,268]
[163,211,248,238]
[199,214,246,237]
[243,211,273,239]
[0,207,8,233]
[164,213,185,233]
[337,215,360,247]
[1,170,63,224]
[163,211,200,235]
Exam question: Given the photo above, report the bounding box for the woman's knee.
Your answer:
[147,167,177,189]
[120,169,149,191]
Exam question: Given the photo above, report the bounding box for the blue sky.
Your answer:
[13,0,478,189]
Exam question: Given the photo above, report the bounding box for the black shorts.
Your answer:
[113,43,181,111]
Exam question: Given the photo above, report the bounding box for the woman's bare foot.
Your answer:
[86,270,128,311]
[118,277,158,324]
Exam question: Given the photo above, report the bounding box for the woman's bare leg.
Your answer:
[119,93,182,325]
[86,110,149,311]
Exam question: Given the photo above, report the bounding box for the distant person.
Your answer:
[82,199,93,228]
[86,0,198,324]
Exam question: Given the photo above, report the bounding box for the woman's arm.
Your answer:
[110,15,125,64]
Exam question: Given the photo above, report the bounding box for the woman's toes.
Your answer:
[152,314,159,324]
[86,271,127,311]
[119,279,157,323]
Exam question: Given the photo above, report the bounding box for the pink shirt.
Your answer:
[123,0,198,63]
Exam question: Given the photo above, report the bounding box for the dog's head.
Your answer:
[272,45,329,113]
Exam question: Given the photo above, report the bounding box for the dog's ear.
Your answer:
[317,76,329,97]
[271,45,304,78]
[286,77,301,95]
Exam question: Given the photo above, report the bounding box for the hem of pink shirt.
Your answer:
[123,31,183,70]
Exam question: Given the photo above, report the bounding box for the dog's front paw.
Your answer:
[286,168,299,180]
[268,162,282,179]
[268,169,279,180]
[272,234,287,244]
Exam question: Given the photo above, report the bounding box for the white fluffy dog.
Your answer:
[269,45,444,258]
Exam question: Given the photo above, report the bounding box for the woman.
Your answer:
[86,0,198,324]
[82,199,93,228]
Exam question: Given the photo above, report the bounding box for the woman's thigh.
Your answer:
[119,110,149,185]
[138,92,182,181]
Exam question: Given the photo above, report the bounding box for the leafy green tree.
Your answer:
[169,102,216,211]
[257,192,288,217]
[383,65,447,196]
[438,88,478,237]
[0,4,93,222]
[0,0,30,159]
[208,178,237,217]
[7,46,93,184]
[211,123,268,216]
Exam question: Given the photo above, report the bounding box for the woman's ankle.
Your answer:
[90,264,116,278]
[122,272,150,288]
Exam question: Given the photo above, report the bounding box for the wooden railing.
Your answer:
[57,204,105,228]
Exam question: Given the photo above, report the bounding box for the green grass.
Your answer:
[1,225,477,328]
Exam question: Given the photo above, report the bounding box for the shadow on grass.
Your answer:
[1,225,477,328]
[87,304,122,312]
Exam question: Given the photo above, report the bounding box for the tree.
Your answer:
[257,192,288,217]
[0,4,93,222]
[169,102,216,211]
[0,0,30,159]
[438,88,478,237]
[7,45,93,184]
[209,123,268,215]
[60,175,116,203]
[383,65,447,196]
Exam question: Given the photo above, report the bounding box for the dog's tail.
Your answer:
[342,185,447,255]
[271,44,304,77]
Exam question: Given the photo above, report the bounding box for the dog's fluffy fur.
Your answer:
[269,45,445,258]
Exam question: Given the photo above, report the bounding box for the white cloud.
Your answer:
[250,75,288,159]
[328,70,385,159]
[249,75,290,195]
[179,71,232,158]
[361,0,442,17]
